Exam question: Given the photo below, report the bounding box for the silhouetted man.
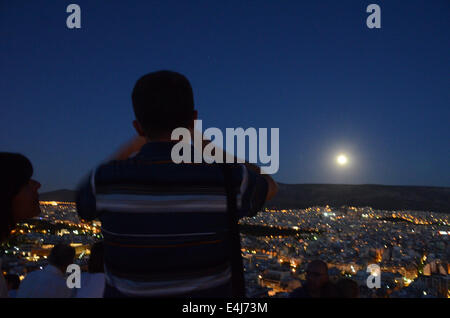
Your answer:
[336,278,359,298]
[290,260,330,298]
[17,244,75,298]
[76,70,277,297]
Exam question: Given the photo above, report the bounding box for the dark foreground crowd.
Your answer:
[289,260,359,298]
[3,242,359,298]
[1,70,357,298]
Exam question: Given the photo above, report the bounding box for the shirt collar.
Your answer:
[135,141,186,161]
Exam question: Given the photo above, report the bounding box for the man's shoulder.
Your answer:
[16,270,40,295]
[21,269,40,281]
[22,267,56,281]
[94,159,246,188]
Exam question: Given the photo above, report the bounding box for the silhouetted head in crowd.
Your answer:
[48,244,75,273]
[305,260,329,296]
[0,153,41,241]
[5,274,21,291]
[337,278,359,298]
[131,70,197,141]
[88,241,104,273]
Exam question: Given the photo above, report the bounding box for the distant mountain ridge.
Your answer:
[268,183,450,214]
[40,184,450,213]
[39,189,76,202]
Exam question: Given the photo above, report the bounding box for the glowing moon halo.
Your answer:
[336,154,348,166]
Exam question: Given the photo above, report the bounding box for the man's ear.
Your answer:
[133,120,146,137]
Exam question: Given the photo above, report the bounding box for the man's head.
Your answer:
[48,243,75,273]
[0,152,41,242]
[132,70,197,140]
[305,260,329,291]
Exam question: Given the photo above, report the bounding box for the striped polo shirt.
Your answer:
[76,141,268,297]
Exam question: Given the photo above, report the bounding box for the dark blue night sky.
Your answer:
[1,1,449,192]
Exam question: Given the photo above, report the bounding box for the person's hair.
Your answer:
[48,244,75,269]
[337,278,359,298]
[88,241,104,273]
[5,274,20,290]
[0,153,33,242]
[132,70,195,138]
[307,260,329,277]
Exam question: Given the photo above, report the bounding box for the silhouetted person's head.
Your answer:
[337,278,359,298]
[0,153,41,242]
[5,274,20,291]
[305,260,329,294]
[88,241,104,273]
[48,244,75,273]
[132,70,197,141]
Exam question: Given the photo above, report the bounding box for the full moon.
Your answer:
[337,154,348,165]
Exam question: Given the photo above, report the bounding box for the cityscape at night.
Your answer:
[1,201,448,298]
[1,0,449,306]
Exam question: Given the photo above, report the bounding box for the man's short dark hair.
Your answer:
[132,70,195,138]
[307,260,329,275]
[48,244,75,269]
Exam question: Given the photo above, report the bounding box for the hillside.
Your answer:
[39,189,76,202]
[267,183,450,213]
[39,184,450,213]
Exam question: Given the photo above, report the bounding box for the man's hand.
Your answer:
[199,133,278,202]
[245,163,278,201]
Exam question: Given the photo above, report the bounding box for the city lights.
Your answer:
[240,205,449,297]
[2,200,448,298]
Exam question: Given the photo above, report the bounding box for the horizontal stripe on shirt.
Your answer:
[95,193,242,213]
[104,265,232,297]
